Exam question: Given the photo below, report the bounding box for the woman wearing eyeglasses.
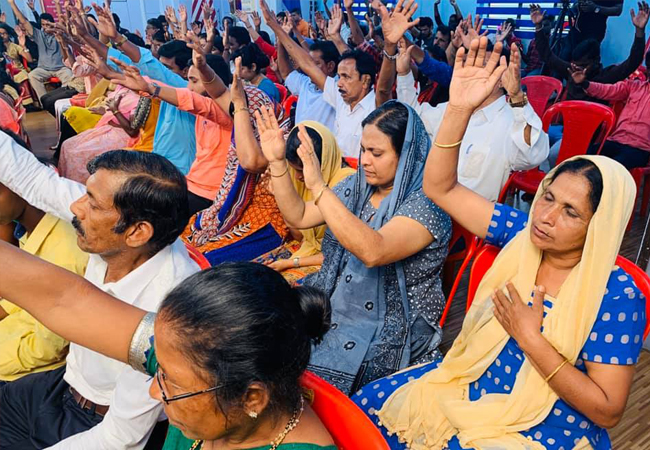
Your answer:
[0,251,337,450]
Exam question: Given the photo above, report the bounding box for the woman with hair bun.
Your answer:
[0,248,336,450]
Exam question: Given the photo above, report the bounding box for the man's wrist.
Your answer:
[508,89,524,103]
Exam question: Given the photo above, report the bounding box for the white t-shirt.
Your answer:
[285,71,336,130]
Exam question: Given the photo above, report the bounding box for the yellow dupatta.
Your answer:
[376,155,636,450]
[289,121,355,258]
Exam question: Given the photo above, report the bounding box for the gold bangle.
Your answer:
[233,107,249,115]
[545,359,569,383]
[270,161,289,178]
[203,72,217,84]
[434,140,463,149]
[314,185,328,206]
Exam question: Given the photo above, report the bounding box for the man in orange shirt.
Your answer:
[291,8,311,37]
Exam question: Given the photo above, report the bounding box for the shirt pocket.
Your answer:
[459,144,489,179]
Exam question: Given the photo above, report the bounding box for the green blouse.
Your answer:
[130,313,337,450]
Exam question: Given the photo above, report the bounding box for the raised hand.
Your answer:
[81,44,115,78]
[631,1,650,29]
[203,3,215,22]
[15,26,26,46]
[396,38,414,75]
[91,1,118,39]
[377,0,420,45]
[231,57,247,109]
[186,31,207,68]
[179,4,188,23]
[260,0,276,27]
[450,27,462,48]
[109,57,150,93]
[448,37,507,112]
[254,105,287,163]
[251,11,262,29]
[165,5,178,25]
[344,0,354,10]
[529,4,546,26]
[568,63,588,84]
[495,21,512,42]
[328,4,344,36]
[296,124,326,191]
[500,42,522,97]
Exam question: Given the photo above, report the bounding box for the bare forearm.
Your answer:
[347,10,365,46]
[329,34,350,56]
[117,40,142,63]
[0,241,144,364]
[296,253,325,267]
[234,111,268,173]
[316,189,388,267]
[272,22,326,89]
[9,2,32,35]
[112,111,139,137]
[376,43,396,106]
[21,49,33,62]
[276,42,294,79]
[522,334,630,428]
[268,161,312,227]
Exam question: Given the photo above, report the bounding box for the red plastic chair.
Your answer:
[503,101,616,197]
[299,371,389,449]
[467,245,650,339]
[344,157,358,170]
[521,76,563,118]
[440,223,480,327]
[283,94,297,119]
[184,243,211,269]
[628,164,650,230]
[275,83,288,103]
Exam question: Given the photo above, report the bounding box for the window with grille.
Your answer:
[476,2,566,39]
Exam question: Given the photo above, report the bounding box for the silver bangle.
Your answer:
[383,49,398,61]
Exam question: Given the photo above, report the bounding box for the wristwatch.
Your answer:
[149,83,162,98]
[508,92,528,108]
[113,34,128,48]
[293,257,300,268]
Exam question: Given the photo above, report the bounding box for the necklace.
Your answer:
[188,396,305,450]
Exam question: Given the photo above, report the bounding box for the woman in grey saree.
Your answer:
[256,101,452,395]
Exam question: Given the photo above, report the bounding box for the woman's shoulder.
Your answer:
[485,203,528,248]
[601,265,646,318]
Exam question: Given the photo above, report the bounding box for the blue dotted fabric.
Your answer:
[352,203,645,450]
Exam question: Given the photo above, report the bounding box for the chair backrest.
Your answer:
[283,94,298,119]
[521,76,563,118]
[467,246,650,339]
[299,371,390,450]
[184,243,211,270]
[542,100,616,164]
[275,83,288,103]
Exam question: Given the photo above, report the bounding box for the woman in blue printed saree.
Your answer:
[353,38,645,450]
[255,100,452,396]
[0,253,338,450]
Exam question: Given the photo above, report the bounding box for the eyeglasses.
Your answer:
[155,363,224,404]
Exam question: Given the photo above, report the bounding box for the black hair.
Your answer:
[158,15,168,26]
[361,101,409,156]
[212,37,225,54]
[147,18,163,30]
[572,39,600,64]
[419,17,433,28]
[232,43,270,73]
[437,24,451,39]
[40,13,54,23]
[285,126,323,167]
[152,30,167,44]
[192,20,204,31]
[158,40,193,71]
[259,30,272,45]
[158,263,331,417]
[125,32,145,47]
[86,150,189,256]
[550,158,604,213]
[505,18,517,28]
[340,49,377,85]
[448,14,461,29]
[223,16,235,26]
[0,24,16,42]
[228,26,251,47]
[425,43,447,63]
[290,7,302,15]
[277,11,287,20]
[309,40,340,70]
[0,59,21,94]
[112,13,121,27]
[189,54,232,85]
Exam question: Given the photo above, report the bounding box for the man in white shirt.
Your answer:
[276,39,338,131]
[262,0,379,158]
[0,134,199,450]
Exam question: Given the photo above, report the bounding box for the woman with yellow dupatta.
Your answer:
[353,38,645,450]
[254,121,354,284]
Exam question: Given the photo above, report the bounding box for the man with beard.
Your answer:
[0,135,199,450]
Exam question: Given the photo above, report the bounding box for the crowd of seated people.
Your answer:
[0,0,648,449]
